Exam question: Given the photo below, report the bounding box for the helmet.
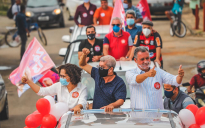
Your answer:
[197,60,205,78]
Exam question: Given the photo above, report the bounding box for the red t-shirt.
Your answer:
[190,74,205,89]
[93,6,113,25]
[103,30,133,60]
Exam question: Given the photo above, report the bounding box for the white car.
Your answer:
[147,0,173,15]
[59,25,162,108]
[65,0,113,20]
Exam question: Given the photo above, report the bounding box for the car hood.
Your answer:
[26,5,59,13]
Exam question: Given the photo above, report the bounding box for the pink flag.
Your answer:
[9,37,55,96]
[109,0,126,32]
[137,0,152,21]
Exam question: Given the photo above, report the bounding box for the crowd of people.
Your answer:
[19,0,205,116]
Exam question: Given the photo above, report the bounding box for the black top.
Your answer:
[78,38,103,62]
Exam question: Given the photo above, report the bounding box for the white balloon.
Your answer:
[179,109,196,127]
[50,102,69,121]
[44,96,55,107]
[201,124,205,128]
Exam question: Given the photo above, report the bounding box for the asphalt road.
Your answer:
[0,6,205,128]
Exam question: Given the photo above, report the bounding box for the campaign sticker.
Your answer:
[154,82,160,90]
[95,45,101,52]
[121,39,126,44]
[90,10,94,15]
[83,13,87,17]
[145,39,150,45]
[101,13,105,17]
[72,92,79,98]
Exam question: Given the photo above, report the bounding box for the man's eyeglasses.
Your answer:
[140,57,150,61]
[112,24,120,27]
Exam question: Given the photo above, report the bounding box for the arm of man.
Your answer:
[93,9,99,25]
[74,7,80,26]
[188,75,196,93]
[126,35,133,58]
[136,66,156,83]
[103,36,110,56]
[128,34,140,60]
[100,99,124,112]
[79,48,93,74]
[154,33,163,66]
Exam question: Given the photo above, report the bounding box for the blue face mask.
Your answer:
[123,3,128,9]
[113,25,120,33]
[60,78,69,86]
[84,0,89,3]
[126,19,135,26]
[164,90,174,98]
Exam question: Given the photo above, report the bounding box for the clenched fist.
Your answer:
[146,65,156,77]
[21,72,29,84]
[82,48,90,56]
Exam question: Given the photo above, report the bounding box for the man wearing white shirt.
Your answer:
[12,0,21,20]
[125,46,184,109]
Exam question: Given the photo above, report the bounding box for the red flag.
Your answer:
[38,70,60,87]
[109,0,126,32]
[137,0,152,21]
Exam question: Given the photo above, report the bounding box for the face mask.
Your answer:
[87,34,95,40]
[99,68,109,77]
[143,28,151,37]
[113,25,120,33]
[60,78,69,86]
[138,61,150,70]
[201,73,205,78]
[123,3,128,9]
[164,90,174,98]
[126,19,135,26]
[84,0,89,3]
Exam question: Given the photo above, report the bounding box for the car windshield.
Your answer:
[27,0,58,7]
[69,52,130,100]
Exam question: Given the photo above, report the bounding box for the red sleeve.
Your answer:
[190,75,196,87]
[74,6,80,25]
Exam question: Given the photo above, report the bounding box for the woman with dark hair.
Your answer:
[21,63,87,114]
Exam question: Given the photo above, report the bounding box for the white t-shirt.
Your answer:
[12,3,20,20]
[37,82,88,109]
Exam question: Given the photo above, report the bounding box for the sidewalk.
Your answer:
[182,6,205,37]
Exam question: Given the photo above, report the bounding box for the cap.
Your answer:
[142,20,153,26]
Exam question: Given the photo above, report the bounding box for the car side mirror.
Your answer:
[62,35,70,43]
[59,3,65,6]
[69,27,74,34]
[59,48,67,57]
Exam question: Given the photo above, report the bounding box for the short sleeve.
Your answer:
[78,40,85,52]
[93,8,100,18]
[154,32,163,48]
[114,80,127,101]
[128,35,133,46]
[182,97,195,108]
[133,32,141,46]
[103,36,109,45]
[190,76,196,87]
[91,67,99,80]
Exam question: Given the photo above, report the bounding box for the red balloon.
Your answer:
[36,98,51,116]
[195,107,205,125]
[189,124,200,128]
[32,110,40,114]
[25,113,43,127]
[42,114,57,128]
[186,104,198,116]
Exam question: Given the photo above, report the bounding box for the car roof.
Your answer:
[58,109,182,128]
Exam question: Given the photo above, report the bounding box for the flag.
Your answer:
[38,70,60,87]
[109,0,126,32]
[137,0,152,21]
[9,37,55,97]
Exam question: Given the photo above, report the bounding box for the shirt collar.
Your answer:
[126,24,138,30]
[136,65,145,74]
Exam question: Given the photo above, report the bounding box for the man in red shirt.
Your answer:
[188,60,205,92]
[103,17,133,61]
[74,0,97,27]
[93,0,113,25]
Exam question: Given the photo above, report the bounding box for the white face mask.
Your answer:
[138,61,151,70]
[142,28,151,37]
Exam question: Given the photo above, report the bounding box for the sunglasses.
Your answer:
[112,24,120,27]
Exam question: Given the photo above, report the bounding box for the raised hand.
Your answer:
[21,72,29,84]
[178,65,184,77]
[82,48,90,56]
[146,65,156,77]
